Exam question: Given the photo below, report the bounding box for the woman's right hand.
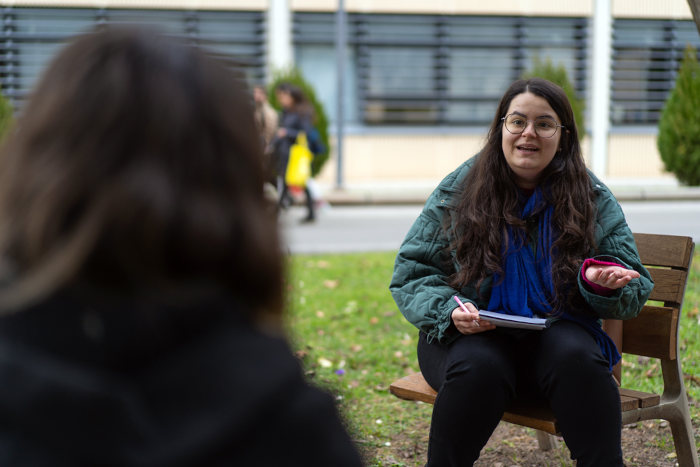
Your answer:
[451,304,496,334]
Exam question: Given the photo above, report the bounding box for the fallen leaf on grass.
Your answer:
[315,310,325,318]
[645,363,658,378]
[369,317,379,324]
[294,350,308,359]
[316,260,330,268]
[318,357,332,368]
[350,344,363,352]
[323,279,339,289]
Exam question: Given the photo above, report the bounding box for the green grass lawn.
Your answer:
[284,250,700,467]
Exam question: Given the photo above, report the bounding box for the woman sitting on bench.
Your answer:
[390,77,654,467]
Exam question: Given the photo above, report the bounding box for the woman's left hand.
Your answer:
[585,264,640,290]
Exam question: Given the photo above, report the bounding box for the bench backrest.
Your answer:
[620,233,694,362]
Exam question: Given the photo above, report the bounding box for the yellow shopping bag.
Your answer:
[285,132,313,188]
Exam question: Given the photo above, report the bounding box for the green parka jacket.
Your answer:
[389,156,654,345]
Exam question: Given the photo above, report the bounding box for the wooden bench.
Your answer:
[390,233,699,466]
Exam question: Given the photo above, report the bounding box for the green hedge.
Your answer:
[522,57,586,141]
[657,45,700,186]
[0,91,13,143]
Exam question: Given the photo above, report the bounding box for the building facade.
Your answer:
[0,0,697,191]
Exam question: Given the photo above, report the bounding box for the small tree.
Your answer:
[522,57,586,141]
[657,45,700,186]
[0,90,14,143]
[268,68,330,177]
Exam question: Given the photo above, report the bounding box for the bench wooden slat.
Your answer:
[646,268,688,305]
[633,233,694,269]
[619,393,640,412]
[502,404,558,434]
[389,372,436,404]
[622,305,678,360]
[619,387,661,408]
[390,372,663,435]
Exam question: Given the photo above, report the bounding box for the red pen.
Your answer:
[453,295,480,327]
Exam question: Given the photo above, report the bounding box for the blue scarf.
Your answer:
[486,187,620,372]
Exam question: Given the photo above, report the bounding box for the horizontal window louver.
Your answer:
[295,12,587,125]
[0,7,266,111]
[611,19,700,125]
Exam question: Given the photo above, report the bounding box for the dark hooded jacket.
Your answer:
[0,291,363,467]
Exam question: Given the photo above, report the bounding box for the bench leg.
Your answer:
[535,430,558,451]
[661,359,700,467]
[669,412,699,467]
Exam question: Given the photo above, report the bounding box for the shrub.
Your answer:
[522,57,586,141]
[0,90,14,142]
[657,45,700,186]
[268,68,330,177]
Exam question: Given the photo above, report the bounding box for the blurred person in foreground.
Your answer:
[0,26,363,467]
[390,78,653,466]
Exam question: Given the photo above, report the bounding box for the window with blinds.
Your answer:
[611,19,700,125]
[0,7,265,110]
[294,12,588,126]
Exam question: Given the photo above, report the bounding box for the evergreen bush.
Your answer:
[0,90,14,142]
[268,68,330,177]
[522,57,586,141]
[657,45,700,186]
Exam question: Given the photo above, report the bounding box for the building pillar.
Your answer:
[335,0,346,189]
[591,0,612,178]
[267,0,293,81]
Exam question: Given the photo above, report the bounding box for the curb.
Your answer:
[322,187,700,206]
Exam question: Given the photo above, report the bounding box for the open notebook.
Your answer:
[477,310,550,330]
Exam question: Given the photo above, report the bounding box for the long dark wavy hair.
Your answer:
[275,82,315,121]
[0,26,284,319]
[448,78,596,312]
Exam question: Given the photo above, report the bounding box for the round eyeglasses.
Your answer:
[501,114,565,138]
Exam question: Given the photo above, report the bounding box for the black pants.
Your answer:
[278,182,315,220]
[418,320,623,467]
